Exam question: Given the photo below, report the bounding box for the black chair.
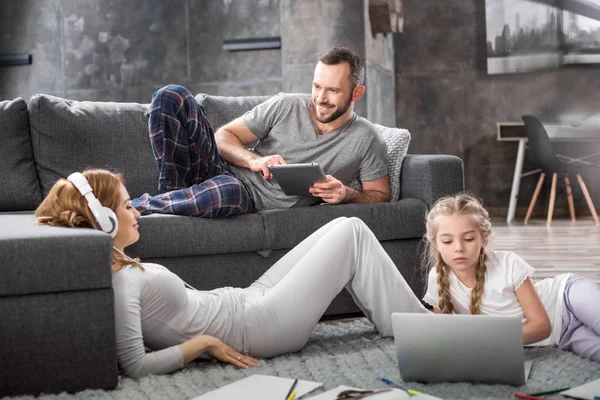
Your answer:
[521,115,599,226]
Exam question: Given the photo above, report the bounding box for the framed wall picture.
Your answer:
[485,0,562,74]
[562,0,600,64]
[485,0,600,74]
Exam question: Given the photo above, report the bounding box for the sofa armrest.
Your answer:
[0,212,113,296]
[400,154,464,208]
[0,212,118,396]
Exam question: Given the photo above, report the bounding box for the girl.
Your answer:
[422,193,600,362]
[35,168,428,379]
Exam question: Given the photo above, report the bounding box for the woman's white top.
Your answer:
[112,263,247,378]
[423,250,571,346]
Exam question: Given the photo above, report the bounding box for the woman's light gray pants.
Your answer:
[242,217,430,358]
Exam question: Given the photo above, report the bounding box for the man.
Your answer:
[133,47,389,217]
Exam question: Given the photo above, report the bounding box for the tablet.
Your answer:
[268,163,327,196]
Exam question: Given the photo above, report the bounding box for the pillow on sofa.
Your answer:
[347,124,411,202]
[28,94,157,199]
[0,98,42,210]
[196,93,410,202]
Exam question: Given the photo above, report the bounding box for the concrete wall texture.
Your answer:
[1,0,598,214]
[394,0,600,214]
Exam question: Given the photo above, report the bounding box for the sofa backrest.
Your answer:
[28,94,158,199]
[26,93,270,201]
[195,93,272,130]
[0,98,42,210]
[26,92,409,203]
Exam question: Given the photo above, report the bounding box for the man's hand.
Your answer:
[205,336,261,369]
[248,155,287,179]
[310,175,390,204]
[309,175,347,204]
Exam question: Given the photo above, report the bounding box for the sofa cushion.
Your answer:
[195,93,272,129]
[28,94,158,199]
[0,98,42,211]
[126,212,269,258]
[125,199,426,259]
[0,212,113,297]
[260,198,428,250]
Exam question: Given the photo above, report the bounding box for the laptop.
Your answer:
[391,312,532,386]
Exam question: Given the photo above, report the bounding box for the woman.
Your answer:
[36,168,428,378]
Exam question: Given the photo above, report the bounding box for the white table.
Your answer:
[497,122,600,224]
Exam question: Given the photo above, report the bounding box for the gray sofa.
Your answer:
[0,93,464,397]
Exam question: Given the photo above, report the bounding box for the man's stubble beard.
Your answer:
[313,92,353,124]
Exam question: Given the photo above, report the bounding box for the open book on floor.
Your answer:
[306,385,443,400]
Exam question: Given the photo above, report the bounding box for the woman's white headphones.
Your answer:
[67,172,119,238]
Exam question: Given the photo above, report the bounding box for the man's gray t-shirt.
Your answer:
[230,93,387,211]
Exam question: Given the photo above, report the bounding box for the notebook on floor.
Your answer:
[391,312,531,386]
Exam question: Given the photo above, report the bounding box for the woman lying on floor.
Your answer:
[35,168,429,378]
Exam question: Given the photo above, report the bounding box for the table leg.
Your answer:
[507,140,526,224]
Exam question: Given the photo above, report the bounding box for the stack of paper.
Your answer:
[561,378,600,400]
[192,374,322,400]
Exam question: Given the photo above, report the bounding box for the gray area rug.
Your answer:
[4,319,600,400]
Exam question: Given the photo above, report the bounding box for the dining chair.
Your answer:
[521,115,599,226]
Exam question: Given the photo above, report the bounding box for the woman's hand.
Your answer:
[179,335,260,368]
[205,336,261,369]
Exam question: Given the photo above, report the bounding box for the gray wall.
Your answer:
[0,0,393,125]
[0,0,283,102]
[280,0,366,117]
[395,0,600,216]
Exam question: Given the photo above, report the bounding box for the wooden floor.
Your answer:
[490,217,600,283]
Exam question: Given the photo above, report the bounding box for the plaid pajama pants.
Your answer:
[132,85,255,218]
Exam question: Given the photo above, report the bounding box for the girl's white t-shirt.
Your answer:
[423,250,571,346]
